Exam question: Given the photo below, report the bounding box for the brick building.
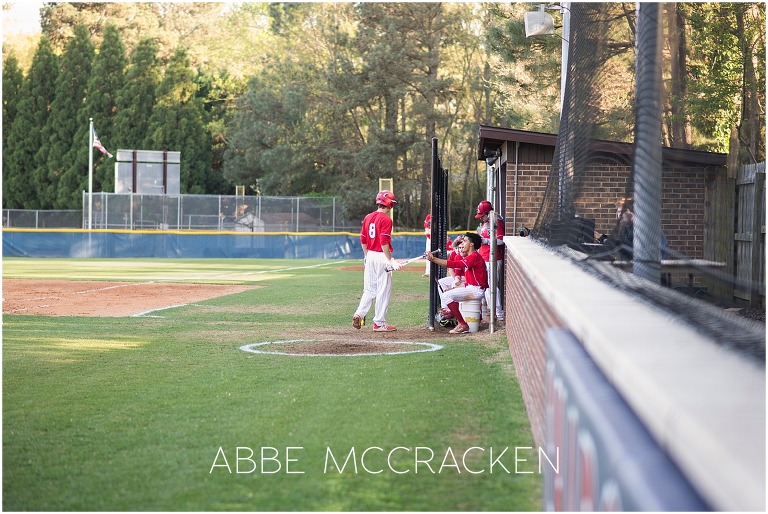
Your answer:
[476,125,727,260]
[474,126,764,512]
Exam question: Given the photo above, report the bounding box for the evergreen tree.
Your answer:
[145,48,211,194]
[39,24,94,209]
[2,53,25,208]
[113,39,161,153]
[351,3,456,225]
[2,53,24,152]
[223,72,320,196]
[64,24,126,195]
[196,68,244,195]
[4,38,59,209]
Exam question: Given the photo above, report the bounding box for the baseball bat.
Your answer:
[386,249,440,272]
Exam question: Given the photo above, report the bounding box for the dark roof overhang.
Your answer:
[477,124,727,167]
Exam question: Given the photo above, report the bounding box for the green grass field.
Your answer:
[3,258,541,511]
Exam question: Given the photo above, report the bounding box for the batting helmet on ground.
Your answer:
[474,200,493,218]
[376,190,397,208]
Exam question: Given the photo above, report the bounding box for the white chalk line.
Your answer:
[242,260,353,276]
[131,303,196,318]
[124,260,353,284]
[240,339,444,357]
[130,261,352,316]
[74,282,150,294]
[5,282,156,315]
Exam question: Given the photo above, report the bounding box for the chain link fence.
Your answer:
[4,194,352,232]
[3,209,82,229]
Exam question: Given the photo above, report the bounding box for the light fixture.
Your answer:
[484,147,501,166]
[524,3,570,114]
[524,4,555,37]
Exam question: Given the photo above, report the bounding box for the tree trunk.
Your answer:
[737,5,763,163]
[666,3,692,149]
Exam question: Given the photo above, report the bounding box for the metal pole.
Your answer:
[489,210,497,333]
[486,162,493,205]
[88,118,93,230]
[560,2,570,115]
[428,137,440,330]
[633,2,663,283]
[513,142,519,231]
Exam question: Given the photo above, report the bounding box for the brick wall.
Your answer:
[502,165,715,436]
[504,164,550,232]
[504,163,710,261]
[503,248,564,448]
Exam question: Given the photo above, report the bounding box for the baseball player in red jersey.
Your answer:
[475,200,505,321]
[435,234,466,327]
[425,232,488,334]
[352,190,400,332]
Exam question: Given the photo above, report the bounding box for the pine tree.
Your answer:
[4,38,59,209]
[64,24,126,195]
[39,24,94,209]
[145,48,211,194]
[113,39,160,153]
[2,53,24,151]
[2,53,25,208]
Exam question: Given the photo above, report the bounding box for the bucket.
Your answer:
[459,298,482,333]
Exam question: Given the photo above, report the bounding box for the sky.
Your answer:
[2,2,45,35]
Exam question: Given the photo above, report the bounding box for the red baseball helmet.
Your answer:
[376,190,397,208]
[474,200,493,218]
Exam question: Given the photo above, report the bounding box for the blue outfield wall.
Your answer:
[1,229,444,259]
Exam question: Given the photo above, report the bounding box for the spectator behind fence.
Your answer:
[595,197,669,260]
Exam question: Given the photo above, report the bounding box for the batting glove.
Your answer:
[388,259,402,271]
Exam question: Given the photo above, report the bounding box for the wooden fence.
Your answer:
[734,162,766,306]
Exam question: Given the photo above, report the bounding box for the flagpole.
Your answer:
[88,117,93,230]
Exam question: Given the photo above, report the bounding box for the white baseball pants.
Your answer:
[354,251,392,326]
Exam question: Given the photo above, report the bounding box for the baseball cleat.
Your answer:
[352,314,362,330]
[449,323,469,334]
[373,323,396,332]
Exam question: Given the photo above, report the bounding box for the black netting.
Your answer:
[533,4,634,248]
[529,3,764,364]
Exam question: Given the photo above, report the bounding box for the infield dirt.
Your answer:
[2,279,257,317]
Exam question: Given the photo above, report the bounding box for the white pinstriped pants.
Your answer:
[354,251,392,326]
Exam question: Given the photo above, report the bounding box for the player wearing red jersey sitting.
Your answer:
[425,232,488,334]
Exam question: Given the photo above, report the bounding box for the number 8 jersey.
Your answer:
[360,211,394,253]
